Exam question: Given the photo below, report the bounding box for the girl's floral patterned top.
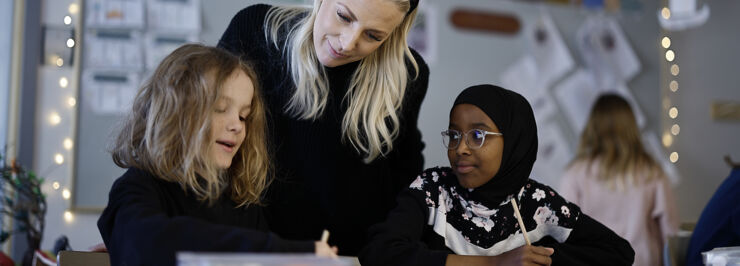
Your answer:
[408,167,582,256]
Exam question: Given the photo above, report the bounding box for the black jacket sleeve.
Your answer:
[97,173,313,266]
[537,214,635,266]
[389,49,429,190]
[359,189,449,266]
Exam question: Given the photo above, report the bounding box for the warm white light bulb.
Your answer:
[63,138,74,150]
[665,50,675,62]
[671,124,681,136]
[54,153,64,165]
[67,97,77,107]
[66,38,75,48]
[671,64,680,76]
[661,7,671,19]
[669,107,678,119]
[661,37,671,49]
[63,16,72,25]
[52,182,61,190]
[49,112,61,125]
[670,152,679,163]
[68,4,79,14]
[56,58,64,67]
[59,77,69,88]
[662,133,673,148]
[62,189,71,199]
[670,80,679,92]
[64,211,74,222]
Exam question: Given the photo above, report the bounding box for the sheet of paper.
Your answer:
[85,0,145,29]
[82,71,139,115]
[500,55,558,121]
[85,30,143,71]
[531,121,572,188]
[576,16,640,88]
[408,3,437,65]
[553,69,601,133]
[147,0,201,32]
[527,11,575,89]
[144,32,199,71]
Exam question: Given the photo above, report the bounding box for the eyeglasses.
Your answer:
[441,129,503,150]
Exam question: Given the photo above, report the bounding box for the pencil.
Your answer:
[320,229,330,243]
[511,198,531,245]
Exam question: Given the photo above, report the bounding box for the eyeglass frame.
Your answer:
[441,129,503,150]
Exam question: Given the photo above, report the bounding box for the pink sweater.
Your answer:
[559,161,679,266]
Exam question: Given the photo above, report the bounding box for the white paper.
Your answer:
[408,4,437,65]
[553,69,601,133]
[531,121,572,188]
[147,0,201,32]
[576,16,641,88]
[82,71,140,115]
[85,0,145,29]
[527,11,575,89]
[145,32,199,70]
[500,55,557,120]
[554,69,646,133]
[85,30,144,71]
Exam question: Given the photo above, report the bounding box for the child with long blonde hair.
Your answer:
[97,44,336,265]
[559,94,678,266]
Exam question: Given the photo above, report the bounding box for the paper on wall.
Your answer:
[526,11,575,89]
[144,32,199,71]
[85,30,144,71]
[531,121,572,188]
[576,16,641,88]
[85,0,145,29]
[82,71,140,115]
[147,0,202,32]
[500,55,558,121]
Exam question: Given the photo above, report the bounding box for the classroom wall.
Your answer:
[0,0,12,156]
[33,0,739,252]
[667,0,740,225]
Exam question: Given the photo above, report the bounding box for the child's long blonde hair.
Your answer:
[111,44,270,207]
[264,0,419,163]
[572,94,664,190]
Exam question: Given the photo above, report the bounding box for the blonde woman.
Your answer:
[559,94,678,266]
[98,44,336,265]
[218,0,428,255]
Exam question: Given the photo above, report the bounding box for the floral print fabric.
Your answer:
[409,167,581,254]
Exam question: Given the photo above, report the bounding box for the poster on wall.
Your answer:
[576,16,640,89]
[526,11,575,90]
[147,0,201,32]
[531,121,572,188]
[82,71,139,115]
[85,30,144,71]
[500,55,557,121]
[407,3,437,65]
[554,69,646,134]
[85,0,145,29]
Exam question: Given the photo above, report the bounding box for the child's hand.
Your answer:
[314,241,338,258]
[495,245,554,266]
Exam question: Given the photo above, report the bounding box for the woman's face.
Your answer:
[313,0,405,67]
[447,104,504,189]
[208,70,253,170]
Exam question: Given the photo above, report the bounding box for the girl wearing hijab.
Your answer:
[360,84,634,266]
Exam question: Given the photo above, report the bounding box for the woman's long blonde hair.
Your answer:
[111,44,271,207]
[265,0,419,163]
[572,94,664,190]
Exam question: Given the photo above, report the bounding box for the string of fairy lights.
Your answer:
[659,6,680,165]
[48,2,80,224]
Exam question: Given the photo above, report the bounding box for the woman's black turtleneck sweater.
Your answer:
[218,4,429,255]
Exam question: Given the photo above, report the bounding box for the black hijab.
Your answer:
[451,84,538,206]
